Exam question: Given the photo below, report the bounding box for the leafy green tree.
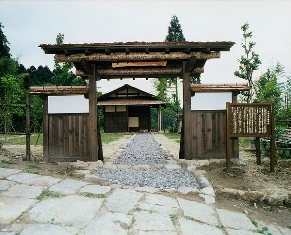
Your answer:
[52,33,85,86]
[254,62,283,115]
[0,75,24,139]
[234,23,261,103]
[0,22,18,78]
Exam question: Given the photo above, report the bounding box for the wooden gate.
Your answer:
[46,114,90,162]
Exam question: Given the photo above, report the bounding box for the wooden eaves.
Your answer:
[39,41,235,80]
[190,83,249,92]
[29,86,89,96]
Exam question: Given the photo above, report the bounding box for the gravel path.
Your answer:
[95,133,199,189]
[114,133,168,166]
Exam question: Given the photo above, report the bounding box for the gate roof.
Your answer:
[39,41,235,80]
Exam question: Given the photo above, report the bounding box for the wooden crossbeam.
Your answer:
[76,67,204,78]
[112,61,167,68]
[55,51,221,63]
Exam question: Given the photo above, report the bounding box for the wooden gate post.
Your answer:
[88,64,98,161]
[42,96,49,162]
[182,60,192,159]
[26,94,31,160]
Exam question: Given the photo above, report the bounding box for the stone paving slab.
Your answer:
[7,173,61,187]
[177,198,219,226]
[49,178,88,195]
[226,229,262,235]
[0,180,16,191]
[0,196,37,225]
[80,212,132,235]
[138,202,179,215]
[28,195,104,228]
[79,185,111,195]
[145,193,179,208]
[132,211,175,231]
[0,168,21,178]
[20,224,72,235]
[217,208,257,231]
[179,217,224,235]
[1,184,44,199]
[134,186,159,194]
[135,231,177,235]
[105,188,143,213]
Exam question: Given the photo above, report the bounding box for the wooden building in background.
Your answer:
[98,84,165,133]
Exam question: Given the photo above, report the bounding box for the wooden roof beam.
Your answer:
[55,51,220,63]
[190,83,249,92]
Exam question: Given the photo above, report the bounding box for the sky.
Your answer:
[0,0,290,95]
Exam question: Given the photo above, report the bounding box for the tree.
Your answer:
[0,22,18,78]
[52,33,85,86]
[165,15,186,42]
[254,62,283,114]
[234,23,261,103]
[0,75,24,139]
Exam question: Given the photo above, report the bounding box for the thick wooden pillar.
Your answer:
[88,65,98,161]
[43,96,49,162]
[181,61,192,159]
[26,94,31,160]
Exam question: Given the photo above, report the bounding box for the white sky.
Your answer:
[1,0,290,95]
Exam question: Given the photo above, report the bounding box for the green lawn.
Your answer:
[164,133,180,143]
[0,133,43,145]
[0,133,125,146]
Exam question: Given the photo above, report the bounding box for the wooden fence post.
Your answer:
[26,94,30,160]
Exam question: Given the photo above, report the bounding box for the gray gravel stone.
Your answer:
[94,133,199,189]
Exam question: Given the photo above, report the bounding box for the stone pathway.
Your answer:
[0,133,290,235]
[1,167,290,235]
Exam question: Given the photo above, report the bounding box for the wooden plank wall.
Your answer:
[47,114,90,162]
[190,110,237,159]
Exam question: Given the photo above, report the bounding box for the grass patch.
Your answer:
[0,133,43,145]
[24,162,41,174]
[0,159,16,165]
[164,133,180,143]
[134,207,142,212]
[82,192,106,198]
[101,133,125,144]
[170,214,179,226]
[37,190,61,200]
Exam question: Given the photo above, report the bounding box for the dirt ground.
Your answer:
[0,136,290,229]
